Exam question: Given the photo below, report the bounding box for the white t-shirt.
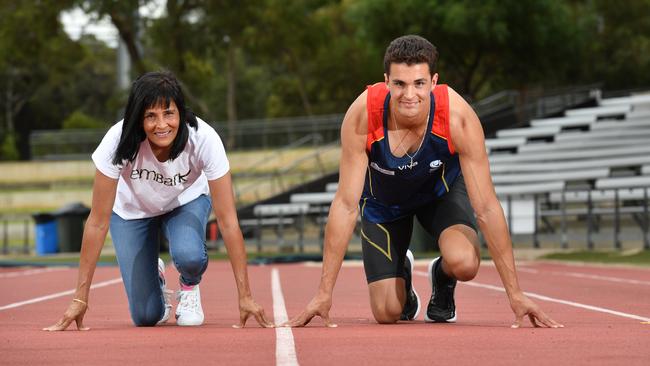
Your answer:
[91,117,229,219]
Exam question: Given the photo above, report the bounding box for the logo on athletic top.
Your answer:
[130,168,191,186]
[370,162,395,175]
[429,160,442,173]
[397,161,418,170]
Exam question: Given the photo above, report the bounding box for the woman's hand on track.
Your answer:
[43,299,90,331]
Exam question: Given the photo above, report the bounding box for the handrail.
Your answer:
[235,133,323,177]
[233,140,340,205]
[28,84,602,160]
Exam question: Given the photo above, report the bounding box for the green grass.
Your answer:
[0,250,334,267]
[541,250,650,266]
[4,249,649,267]
[0,254,118,267]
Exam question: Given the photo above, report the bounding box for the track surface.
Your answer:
[1,260,649,365]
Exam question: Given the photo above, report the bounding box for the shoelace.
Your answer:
[162,288,173,307]
[158,267,173,308]
[177,289,199,312]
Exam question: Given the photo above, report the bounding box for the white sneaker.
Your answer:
[157,258,173,324]
[175,284,204,326]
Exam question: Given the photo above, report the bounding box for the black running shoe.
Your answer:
[400,250,421,321]
[424,257,457,323]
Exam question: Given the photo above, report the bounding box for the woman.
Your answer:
[44,71,273,329]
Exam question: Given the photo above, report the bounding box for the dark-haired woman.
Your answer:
[44,71,273,329]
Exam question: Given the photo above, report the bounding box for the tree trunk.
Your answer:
[108,9,146,76]
[288,52,313,116]
[226,42,238,150]
[3,76,12,135]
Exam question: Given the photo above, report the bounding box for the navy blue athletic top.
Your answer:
[360,83,461,223]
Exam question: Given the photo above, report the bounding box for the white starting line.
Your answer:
[0,267,68,279]
[0,277,123,312]
[517,267,650,286]
[415,270,650,323]
[271,268,299,366]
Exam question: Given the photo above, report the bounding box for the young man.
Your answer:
[286,35,562,328]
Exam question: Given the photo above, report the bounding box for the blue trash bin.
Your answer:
[33,213,58,255]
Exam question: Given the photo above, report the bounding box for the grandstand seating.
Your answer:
[247,91,650,251]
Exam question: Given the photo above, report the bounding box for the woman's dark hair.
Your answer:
[383,35,438,77]
[112,70,197,165]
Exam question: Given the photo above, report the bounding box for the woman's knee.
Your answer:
[173,250,208,275]
[131,305,164,327]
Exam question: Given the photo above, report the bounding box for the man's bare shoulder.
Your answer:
[446,86,484,153]
[446,86,472,120]
[342,89,368,136]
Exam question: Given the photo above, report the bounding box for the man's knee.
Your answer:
[446,254,479,282]
[370,300,403,324]
[372,307,401,324]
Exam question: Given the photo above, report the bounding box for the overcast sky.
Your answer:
[59,2,166,48]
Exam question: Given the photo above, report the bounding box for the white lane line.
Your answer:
[517,268,539,274]
[414,271,650,322]
[271,268,299,366]
[560,271,650,286]
[0,277,122,311]
[0,267,69,278]
[517,267,650,286]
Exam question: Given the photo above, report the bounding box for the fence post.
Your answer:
[587,189,594,250]
[23,218,30,254]
[298,209,305,253]
[256,213,262,253]
[277,210,285,249]
[643,187,650,250]
[614,189,621,250]
[533,194,539,249]
[561,190,568,249]
[2,219,7,255]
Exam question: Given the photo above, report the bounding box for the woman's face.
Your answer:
[143,100,180,157]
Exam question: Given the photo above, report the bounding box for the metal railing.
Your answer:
[481,85,600,134]
[233,140,341,205]
[28,84,601,160]
[30,114,343,160]
[501,187,650,250]
[229,186,650,253]
[1,214,32,255]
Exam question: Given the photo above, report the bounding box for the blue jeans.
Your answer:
[110,194,212,326]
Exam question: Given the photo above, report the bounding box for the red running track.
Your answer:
[1,259,649,365]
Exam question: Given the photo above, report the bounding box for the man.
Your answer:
[285,35,562,328]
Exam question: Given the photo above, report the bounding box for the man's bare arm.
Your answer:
[284,91,369,327]
[449,87,562,328]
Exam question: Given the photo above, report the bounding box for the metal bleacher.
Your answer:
[487,92,650,249]
[242,89,650,253]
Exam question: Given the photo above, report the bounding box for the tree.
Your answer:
[78,0,147,75]
[590,0,650,90]
[347,0,590,100]
[0,0,79,159]
[0,1,120,160]
[246,0,378,117]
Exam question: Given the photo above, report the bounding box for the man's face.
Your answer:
[142,100,180,153]
[384,63,438,119]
